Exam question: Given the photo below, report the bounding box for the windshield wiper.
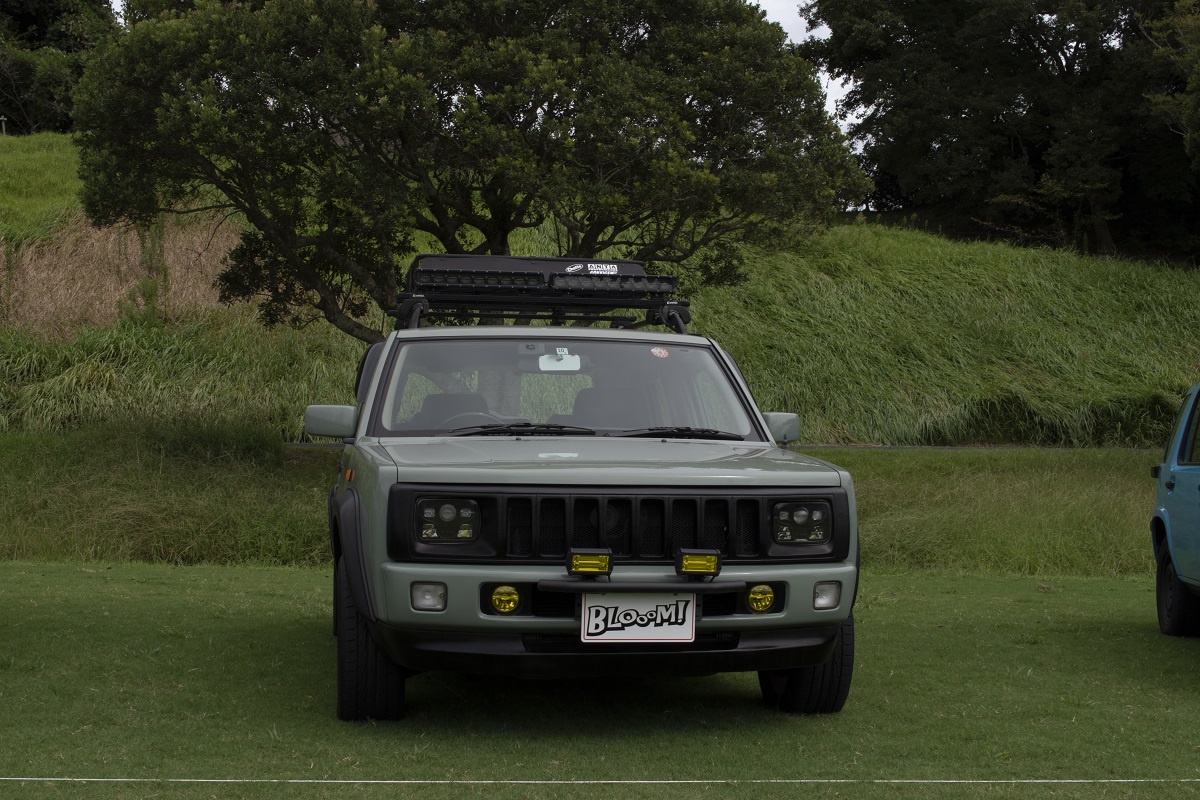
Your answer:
[448,422,597,437]
[611,426,745,441]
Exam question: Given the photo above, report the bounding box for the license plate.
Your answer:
[581,593,696,642]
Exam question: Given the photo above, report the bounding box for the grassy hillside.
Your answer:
[0,308,361,440]
[4,134,1200,446]
[0,132,81,245]
[693,224,1200,445]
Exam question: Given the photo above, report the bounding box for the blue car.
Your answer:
[1151,382,1200,635]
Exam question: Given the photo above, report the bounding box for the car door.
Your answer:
[1161,387,1200,582]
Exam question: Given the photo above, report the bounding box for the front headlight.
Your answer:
[772,501,832,544]
[417,498,480,542]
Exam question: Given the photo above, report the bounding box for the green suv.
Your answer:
[305,255,859,720]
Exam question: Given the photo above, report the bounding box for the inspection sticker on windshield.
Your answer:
[582,593,695,642]
[650,347,670,359]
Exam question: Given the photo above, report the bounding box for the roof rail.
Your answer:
[390,254,691,333]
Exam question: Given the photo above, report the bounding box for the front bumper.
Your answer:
[370,561,855,677]
[376,623,842,678]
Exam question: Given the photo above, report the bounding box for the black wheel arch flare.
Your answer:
[332,487,377,623]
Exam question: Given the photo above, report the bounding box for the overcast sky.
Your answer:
[755,0,807,41]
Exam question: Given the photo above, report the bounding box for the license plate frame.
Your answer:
[581,592,696,643]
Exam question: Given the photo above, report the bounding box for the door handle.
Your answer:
[1166,478,1176,490]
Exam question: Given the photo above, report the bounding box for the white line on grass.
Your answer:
[4,778,1200,786]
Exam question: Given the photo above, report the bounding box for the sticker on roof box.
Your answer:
[651,347,670,359]
[566,263,620,275]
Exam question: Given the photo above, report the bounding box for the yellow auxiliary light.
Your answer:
[491,585,520,614]
[568,548,613,576]
[747,584,776,613]
[675,549,722,577]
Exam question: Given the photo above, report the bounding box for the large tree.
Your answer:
[803,0,1197,256]
[74,0,866,343]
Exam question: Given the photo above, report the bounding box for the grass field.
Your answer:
[1,564,1195,799]
[0,436,1174,797]
[0,427,336,564]
[826,446,1156,577]
[0,431,1172,797]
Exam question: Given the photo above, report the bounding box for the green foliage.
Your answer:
[74,0,866,343]
[1152,0,1200,171]
[0,131,80,243]
[803,0,1200,258]
[121,0,196,23]
[693,224,1200,446]
[0,0,116,50]
[116,277,162,328]
[0,40,74,132]
[0,0,117,134]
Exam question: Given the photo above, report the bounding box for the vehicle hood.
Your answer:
[367,437,845,487]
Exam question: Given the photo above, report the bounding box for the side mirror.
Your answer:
[762,413,800,446]
[305,405,358,439]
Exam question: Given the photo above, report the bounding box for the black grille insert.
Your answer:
[504,493,759,560]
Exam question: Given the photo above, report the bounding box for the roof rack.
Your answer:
[391,254,692,333]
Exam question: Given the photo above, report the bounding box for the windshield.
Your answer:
[371,337,761,440]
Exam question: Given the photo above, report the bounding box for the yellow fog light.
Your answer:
[747,584,775,613]
[675,549,722,577]
[568,548,612,576]
[491,585,520,614]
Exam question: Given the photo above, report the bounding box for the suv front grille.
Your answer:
[504,495,763,559]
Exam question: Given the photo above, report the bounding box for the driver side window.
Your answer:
[1180,393,1200,465]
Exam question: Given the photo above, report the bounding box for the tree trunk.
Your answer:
[1088,194,1117,255]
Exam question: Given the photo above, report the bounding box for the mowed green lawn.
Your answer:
[0,440,1189,798]
[2,564,1197,800]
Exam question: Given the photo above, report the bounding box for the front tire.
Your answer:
[336,557,406,720]
[331,561,339,636]
[759,614,854,714]
[1156,554,1200,637]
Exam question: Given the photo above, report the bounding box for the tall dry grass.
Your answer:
[1,212,238,337]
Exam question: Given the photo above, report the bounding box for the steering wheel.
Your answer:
[441,411,504,428]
